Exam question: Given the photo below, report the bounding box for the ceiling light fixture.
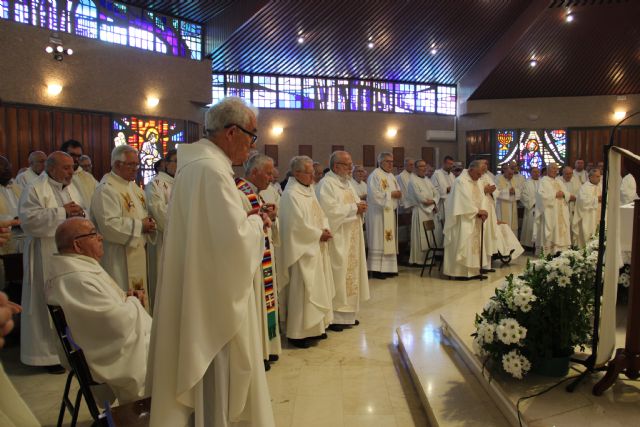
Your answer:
[386,127,398,138]
[614,111,626,120]
[565,12,574,23]
[529,59,538,67]
[45,41,73,61]
[430,48,437,55]
[367,41,374,49]
[297,36,304,44]
[47,83,63,96]
[146,96,160,108]
[272,125,284,136]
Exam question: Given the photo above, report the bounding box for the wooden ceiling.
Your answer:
[121,0,640,100]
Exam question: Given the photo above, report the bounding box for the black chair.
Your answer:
[420,220,444,277]
[48,305,103,427]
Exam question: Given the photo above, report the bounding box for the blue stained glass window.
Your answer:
[253,75,277,108]
[70,0,98,39]
[393,83,415,113]
[372,82,394,112]
[336,79,350,111]
[277,77,301,109]
[496,129,567,179]
[496,130,517,166]
[351,80,372,112]
[227,74,251,100]
[415,84,436,113]
[14,0,28,23]
[180,21,201,60]
[0,0,7,18]
[212,74,225,105]
[436,86,456,115]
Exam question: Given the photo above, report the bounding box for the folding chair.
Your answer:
[48,305,103,427]
[420,220,444,277]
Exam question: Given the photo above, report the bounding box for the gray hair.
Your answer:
[290,155,313,173]
[377,152,392,166]
[244,153,273,176]
[45,151,72,172]
[468,160,482,170]
[415,159,426,168]
[79,155,91,162]
[329,151,349,170]
[588,167,601,177]
[111,145,138,167]
[205,96,258,136]
[28,150,46,165]
[404,157,415,167]
[562,165,573,173]
[548,163,559,171]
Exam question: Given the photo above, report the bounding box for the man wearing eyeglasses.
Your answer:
[91,145,157,312]
[148,97,274,427]
[145,149,177,310]
[46,218,151,404]
[60,139,98,215]
[18,151,86,373]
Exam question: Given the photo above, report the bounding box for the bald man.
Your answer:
[15,151,46,190]
[46,218,151,403]
[18,152,85,372]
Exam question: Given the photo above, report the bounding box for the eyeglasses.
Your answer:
[225,124,258,144]
[74,231,100,241]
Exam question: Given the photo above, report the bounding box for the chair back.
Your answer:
[48,305,102,421]
[422,220,438,249]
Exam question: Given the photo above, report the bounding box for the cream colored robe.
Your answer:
[366,168,400,273]
[259,184,281,208]
[556,176,581,243]
[0,363,40,427]
[15,168,39,190]
[237,179,282,360]
[0,182,22,255]
[349,178,368,200]
[574,169,588,185]
[479,173,499,257]
[317,171,369,325]
[45,254,151,403]
[91,172,156,307]
[396,170,413,210]
[145,171,174,309]
[519,178,540,248]
[572,181,602,248]
[18,173,84,365]
[147,139,273,427]
[73,168,98,213]
[443,171,488,278]
[536,176,571,255]
[495,175,521,234]
[406,174,441,265]
[621,173,638,205]
[279,177,334,338]
[431,168,455,225]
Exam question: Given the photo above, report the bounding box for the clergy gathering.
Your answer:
[1,1,640,427]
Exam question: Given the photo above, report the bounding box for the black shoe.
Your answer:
[328,324,344,332]
[370,271,386,279]
[264,360,271,371]
[481,268,496,273]
[45,364,66,375]
[309,333,328,340]
[268,354,279,362]
[385,272,399,277]
[288,338,310,348]
[354,320,360,326]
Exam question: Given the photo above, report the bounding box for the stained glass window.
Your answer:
[112,116,185,185]
[372,82,394,112]
[302,78,335,110]
[211,74,225,105]
[277,76,301,109]
[416,85,436,113]
[226,74,251,100]
[437,86,456,115]
[253,75,277,108]
[2,0,201,59]
[495,129,567,179]
[393,83,415,113]
[336,79,350,111]
[350,80,372,112]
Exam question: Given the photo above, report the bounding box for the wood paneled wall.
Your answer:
[465,129,492,166]
[567,127,640,165]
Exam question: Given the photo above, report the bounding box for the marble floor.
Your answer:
[2,260,528,427]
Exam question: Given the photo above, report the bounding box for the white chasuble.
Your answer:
[620,173,638,205]
[46,254,151,403]
[145,171,174,310]
[73,168,98,214]
[366,168,399,273]
[18,173,82,365]
[15,168,39,190]
[406,175,441,265]
[479,173,499,257]
[431,168,454,225]
[536,176,571,255]
[236,178,282,360]
[91,172,156,310]
[0,182,22,255]
[147,139,273,427]
[278,177,334,339]
[495,175,521,234]
[519,179,540,248]
[572,181,602,248]
[443,171,488,278]
[317,171,369,324]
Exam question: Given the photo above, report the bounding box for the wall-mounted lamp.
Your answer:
[614,111,626,120]
[45,44,73,61]
[386,127,398,138]
[146,96,160,108]
[272,125,284,136]
[47,83,63,96]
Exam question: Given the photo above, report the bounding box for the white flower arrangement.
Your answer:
[502,350,531,380]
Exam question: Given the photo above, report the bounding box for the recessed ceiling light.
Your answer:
[367,42,374,49]
[565,13,574,23]
[297,36,304,44]
[614,111,626,120]
[430,48,437,55]
[529,59,538,67]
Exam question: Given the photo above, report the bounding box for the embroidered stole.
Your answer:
[375,169,397,255]
[235,178,277,340]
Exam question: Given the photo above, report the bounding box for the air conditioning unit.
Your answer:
[425,130,456,142]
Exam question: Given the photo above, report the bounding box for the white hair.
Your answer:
[28,151,46,165]
[468,160,482,170]
[111,145,138,167]
[290,155,313,173]
[205,96,258,136]
[377,152,392,166]
[79,155,91,162]
[244,153,273,176]
[329,150,349,170]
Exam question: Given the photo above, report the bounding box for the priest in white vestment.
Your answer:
[621,170,638,205]
[519,167,541,248]
[495,166,521,234]
[572,169,602,248]
[18,152,85,370]
[60,140,98,214]
[396,158,414,210]
[15,151,46,190]
[317,151,369,328]
[350,165,368,201]
[46,218,151,404]
[145,149,176,309]
[0,157,22,255]
[236,154,282,368]
[536,163,571,255]
[91,145,157,310]
[406,160,440,265]
[79,155,94,176]
[508,161,526,190]
[574,159,587,185]
[431,156,455,226]
[557,166,580,243]
[366,152,402,278]
[478,160,499,270]
[148,97,274,427]
[270,168,283,196]
[279,156,335,347]
[443,161,489,279]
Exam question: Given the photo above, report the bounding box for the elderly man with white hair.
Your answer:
[406,159,441,265]
[46,218,151,404]
[557,165,580,243]
[236,153,282,370]
[350,165,368,201]
[536,163,571,255]
[366,152,402,279]
[572,168,602,248]
[148,97,274,427]
[279,155,335,348]
[18,151,85,372]
[317,151,369,329]
[15,150,46,190]
[90,145,157,309]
